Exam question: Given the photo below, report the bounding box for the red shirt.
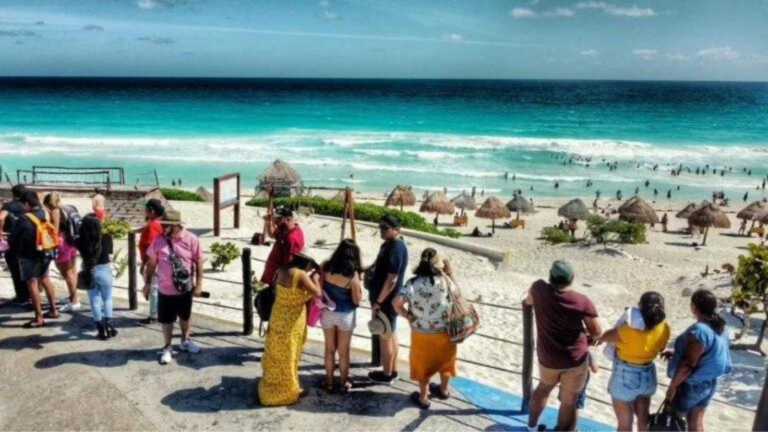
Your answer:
[260,225,304,284]
[139,217,163,263]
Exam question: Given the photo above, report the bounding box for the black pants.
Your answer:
[4,250,28,301]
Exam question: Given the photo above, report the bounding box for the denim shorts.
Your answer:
[608,358,657,402]
[674,379,717,412]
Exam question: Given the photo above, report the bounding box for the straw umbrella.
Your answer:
[506,195,535,220]
[420,192,455,225]
[688,202,731,246]
[618,198,660,225]
[259,159,302,196]
[451,192,476,216]
[617,196,640,213]
[675,203,698,219]
[737,201,768,231]
[385,185,416,211]
[331,189,348,201]
[475,196,511,234]
[558,199,591,221]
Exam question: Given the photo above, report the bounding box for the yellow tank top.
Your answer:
[615,322,670,365]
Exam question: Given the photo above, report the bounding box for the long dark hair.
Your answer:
[411,248,443,285]
[79,214,102,266]
[323,239,362,277]
[691,289,726,335]
[639,291,666,330]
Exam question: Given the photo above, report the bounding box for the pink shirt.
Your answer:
[147,230,202,296]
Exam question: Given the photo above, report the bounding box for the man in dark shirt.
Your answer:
[9,191,60,327]
[523,260,602,432]
[367,215,408,385]
[0,185,28,304]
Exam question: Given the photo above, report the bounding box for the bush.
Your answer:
[584,215,645,245]
[246,196,462,239]
[102,219,132,239]
[210,242,240,271]
[541,227,572,244]
[112,249,129,279]
[160,188,204,202]
[730,244,768,352]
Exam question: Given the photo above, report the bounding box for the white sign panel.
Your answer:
[219,177,238,207]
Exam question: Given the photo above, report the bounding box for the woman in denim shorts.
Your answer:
[600,292,670,431]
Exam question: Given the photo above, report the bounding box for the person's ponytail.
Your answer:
[705,312,726,335]
[691,289,726,335]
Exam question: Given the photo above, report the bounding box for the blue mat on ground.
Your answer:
[451,377,614,431]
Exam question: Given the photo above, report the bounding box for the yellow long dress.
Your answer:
[258,269,312,406]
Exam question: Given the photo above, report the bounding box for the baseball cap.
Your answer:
[379,214,401,229]
[274,207,294,218]
[549,260,574,285]
[145,198,165,216]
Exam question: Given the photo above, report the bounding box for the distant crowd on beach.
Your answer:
[0,183,736,432]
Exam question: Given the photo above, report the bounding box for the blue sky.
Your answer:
[0,0,766,81]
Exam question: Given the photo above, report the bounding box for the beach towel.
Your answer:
[602,306,645,361]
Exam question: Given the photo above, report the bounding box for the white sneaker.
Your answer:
[159,345,174,365]
[59,302,81,312]
[179,339,201,354]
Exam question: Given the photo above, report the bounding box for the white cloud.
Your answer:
[696,46,740,61]
[576,2,655,17]
[581,49,600,57]
[138,0,157,10]
[322,10,338,20]
[544,8,575,17]
[511,7,537,18]
[319,0,330,7]
[665,53,690,62]
[511,7,575,18]
[443,34,463,42]
[632,49,658,60]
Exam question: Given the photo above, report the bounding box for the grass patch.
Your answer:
[160,188,204,202]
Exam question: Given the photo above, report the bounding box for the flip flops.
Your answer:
[22,320,45,329]
[42,311,60,319]
[410,392,430,410]
[429,383,451,400]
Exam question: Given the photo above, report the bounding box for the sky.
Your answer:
[0,0,766,81]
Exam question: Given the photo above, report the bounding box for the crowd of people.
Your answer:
[0,186,736,431]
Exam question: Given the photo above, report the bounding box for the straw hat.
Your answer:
[367,311,393,339]
[159,209,186,226]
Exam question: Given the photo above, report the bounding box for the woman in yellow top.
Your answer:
[600,292,670,432]
[258,250,321,406]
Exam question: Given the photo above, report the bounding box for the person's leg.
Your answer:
[162,323,174,346]
[26,278,44,323]
[5,252,27,301]
[337,330,353,388]
[40,275,58,316]
[687,407,706,432]
[323,327,337,387]
[557,388,580,432]
[88,286,103,322]
[528,382,556,429]
[418,380,430,405]
[149,273,159,319]
[612,398,635,432]
[380,335,395,376]
[634,397,651,432]
[55,257,78,305]
[439,373,451,396]
[390,332,399,375]
[180,318,191,341]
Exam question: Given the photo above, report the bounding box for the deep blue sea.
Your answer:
[0,78,766,200]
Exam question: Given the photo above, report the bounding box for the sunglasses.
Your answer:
[379,224,394,231]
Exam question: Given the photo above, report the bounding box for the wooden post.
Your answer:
[213,177,221,237]
[702,226,710,246]
[521,302,534,413]
[754,366,768,431]
[371,335,381,367]
[234,173,241,229]
[128,232,138,311]
[242,248,254,336]
[348,188,357,242]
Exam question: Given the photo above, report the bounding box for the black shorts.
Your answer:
[19,257,51,282]
[158,292,193,324]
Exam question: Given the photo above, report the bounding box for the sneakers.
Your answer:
[159,345,174,365]
[180,339,201,354]
[367,371,397,385]
[59,302,81,313]
[139,317,158,325]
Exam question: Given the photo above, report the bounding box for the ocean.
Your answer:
[0,78,767,201]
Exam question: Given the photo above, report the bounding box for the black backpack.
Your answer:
[254,282,276,337]
[60,205,83,243]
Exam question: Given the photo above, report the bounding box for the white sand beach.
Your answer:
[3,193,765,430]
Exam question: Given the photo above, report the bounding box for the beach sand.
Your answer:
[3,193,764,430]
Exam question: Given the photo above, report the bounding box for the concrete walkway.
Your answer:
[0,300,500,431]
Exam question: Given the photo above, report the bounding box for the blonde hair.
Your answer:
[43,192,61,210]
[92,194,106,210]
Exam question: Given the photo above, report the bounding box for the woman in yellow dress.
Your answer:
[258,251,321,406]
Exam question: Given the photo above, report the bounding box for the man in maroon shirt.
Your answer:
[138,199,164,324]
[523,260,602,432]
[260,207,304,284]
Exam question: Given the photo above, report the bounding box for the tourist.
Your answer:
[739,219,747,236]
[393,248,457,410]
[600,292,670,432]
[367,214,409,385]
[92,194,106,222]
[142,210,204,365]
[139,199,165,324]
[523,260,602,432]
[10,191,60,327]
[0,184,29,305]
[662,289,731,432]
[261,207,305,284]
[75,214,117,340]
[43,193,80,313]
[319,239,363,394]
[258,250,321,406]
[661,213,668,233]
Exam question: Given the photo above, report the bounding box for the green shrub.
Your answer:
[585,215,645,245]
[160,188,204,202]
[210,242,240,271]
[586,215,608,244]
[102,219,132,239]
[541,227,572,244]
[730,244,768,347]
[246,196,461,239]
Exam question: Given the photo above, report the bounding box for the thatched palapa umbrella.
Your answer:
[385,185,416,211]
[475,196,510,233]
[259,159,302,197]
[688,202,731,246]
[675,203,698,219]
[451,192,476,216]
[420,192,455,224]
[558,199,591,221]
[506,195,535,220]
[618,198,659,225]
[737,201,768,231]
[617,196,640,213]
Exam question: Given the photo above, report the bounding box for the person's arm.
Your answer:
[584,316,603,343]
[600,327,620,344]
[193,256,204,297]
[264,216,276,238]
[522,284,534,306]
[666,335,704,400]
[299,270,321,297]
[50,208,61,234]
[392,295,412,321]
[350,273,362,306]
[0,209,7,237]
[142,253,158,300]
[373,273,398,313]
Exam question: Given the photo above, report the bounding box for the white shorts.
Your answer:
[320,310,356,332]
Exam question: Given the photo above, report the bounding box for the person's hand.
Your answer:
[141,284,150,301]
[193,286,203,298]
[443,260,453,276]
[372,301,381,315]
[406,311,416,323]
[665,385,677,401]
[310,271,321,284]
[660,350,674,361]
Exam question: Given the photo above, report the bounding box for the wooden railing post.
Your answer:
[521,302,534,413]
[127,232,138,311]
[754,366,768,431]
[242,248,254,336]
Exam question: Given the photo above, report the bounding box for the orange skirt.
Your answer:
[410,330,457,383]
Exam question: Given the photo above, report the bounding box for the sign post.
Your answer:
[213,173,241,237]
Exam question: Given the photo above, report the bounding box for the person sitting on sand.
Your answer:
[472,227,482,237]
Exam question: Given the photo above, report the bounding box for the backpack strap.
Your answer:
[26,212,43,228]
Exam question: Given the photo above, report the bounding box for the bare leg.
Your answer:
[527,383,556,429]
[380,334,395,376]
[687,407,707,432]
[180,319,191,341]
[57,257,78,304]
[440,373,451,396]
[391,333,399,375]
[419,380,429,405]
[323,328,337,386]
[337,330,353,387]
[26,279,44,323]
[162,323,174,346]
[40,276,58,316]
[557,388,580,432]
[634,397,651,432]
[612,398,635,432]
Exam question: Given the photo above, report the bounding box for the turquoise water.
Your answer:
[0,78,767,200]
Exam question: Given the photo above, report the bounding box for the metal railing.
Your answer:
[17,166,126,186]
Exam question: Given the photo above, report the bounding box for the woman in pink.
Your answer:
[43,193,80,312]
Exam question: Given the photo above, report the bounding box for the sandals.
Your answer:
[429,383,451,400]
[42,311,60,319]
[410,392,430,410]
[321,380,335,394]
[23,320,45,329]
[298,389,309,399]
[338,381,352,395]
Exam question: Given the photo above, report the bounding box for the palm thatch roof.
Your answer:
[506,195,534,214]
[761,212,768,225]
[451,192,477,210]
[617,196,640,212]
[558,198,591,221]
[475,196,511,220]
[259,159,302,191]
[385,185,416,208]
[618,198,659,225]
[688,202,731,229]
[676,203,699,219]
[737,201,768,221]
[420,192,455,215]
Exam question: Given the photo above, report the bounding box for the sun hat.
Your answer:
[549,259,574,285]
[368,310,393,339]
[159,209,185,226]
